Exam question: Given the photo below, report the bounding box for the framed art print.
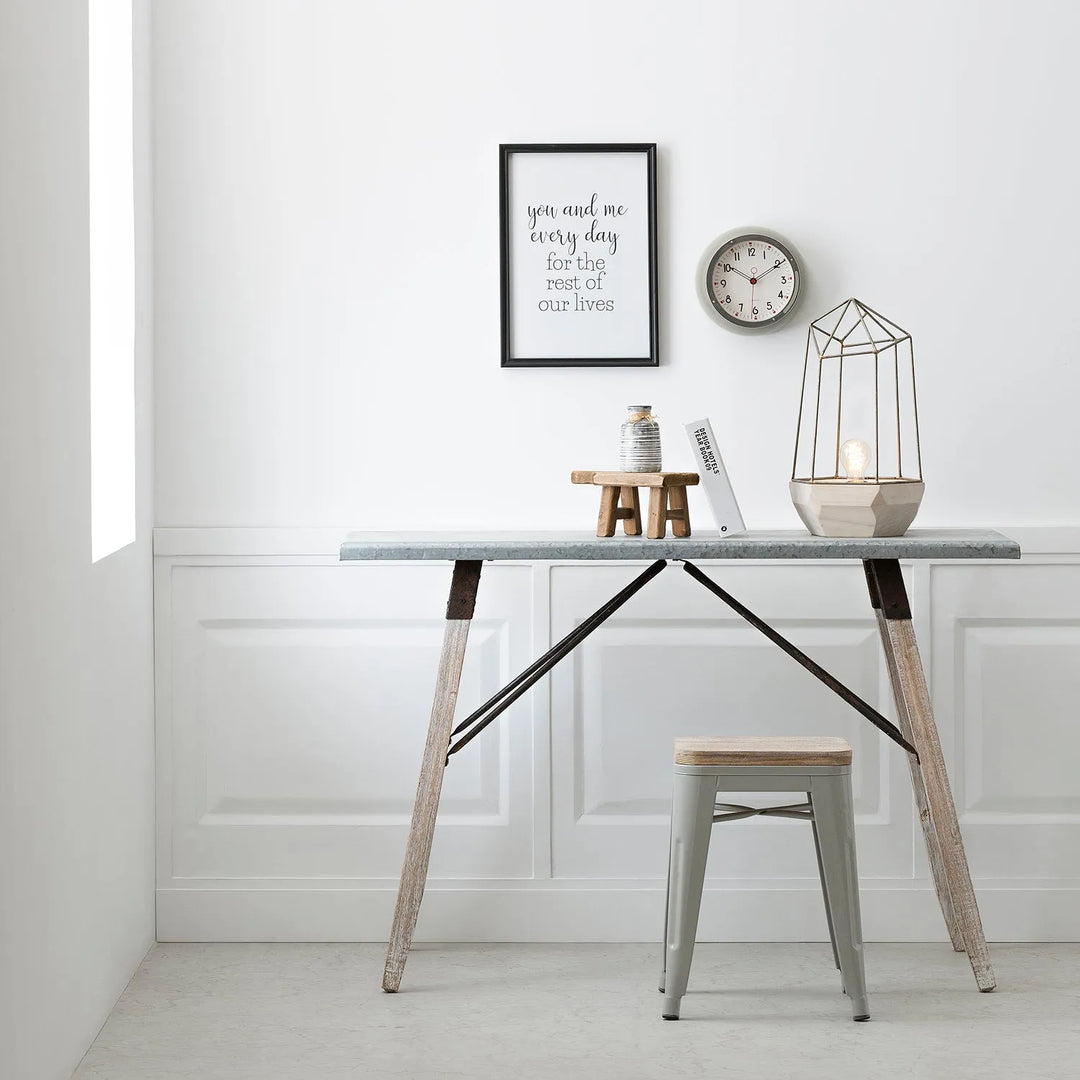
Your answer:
[500,143,658,368]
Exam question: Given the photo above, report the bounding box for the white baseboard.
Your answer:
[157,886,1080,943]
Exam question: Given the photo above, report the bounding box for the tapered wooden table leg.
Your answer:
[866,565,960,946]
[864,559,995,991]
[382,560,482,993]
[872,607,964,952]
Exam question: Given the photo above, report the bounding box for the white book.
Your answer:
[684,418,746,536]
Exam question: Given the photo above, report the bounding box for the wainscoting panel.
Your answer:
[930,560,1080,904]
[157,560,537,894]
[154,529,1080,941]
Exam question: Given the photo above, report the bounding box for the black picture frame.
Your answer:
[499,143,658,368]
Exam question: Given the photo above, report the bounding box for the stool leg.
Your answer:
[662,770,718,1020]
[647,487,667,539]
[659,831,672,994]
[810,773,870,1021]
[810,814,842,974]
[668,484,691,538]
[596,486,619,537]
[620,486,643,535]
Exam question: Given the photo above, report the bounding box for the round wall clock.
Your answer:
[699,229,802,331]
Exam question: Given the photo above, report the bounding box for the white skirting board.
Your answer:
[154,527,1080,942]
[156,885,1080,943]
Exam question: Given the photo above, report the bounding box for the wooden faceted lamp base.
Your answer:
[790,479,925,538]
[572,471,700,539]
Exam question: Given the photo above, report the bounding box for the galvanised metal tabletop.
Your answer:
[340,528,1020,562]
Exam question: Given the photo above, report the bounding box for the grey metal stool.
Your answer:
[660,736,869,1022]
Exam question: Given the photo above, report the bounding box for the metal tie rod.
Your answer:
[446,559,668,761]
[681,560,918,759]
[714,801,813,823]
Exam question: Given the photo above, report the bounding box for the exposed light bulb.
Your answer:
[839,439,872,482]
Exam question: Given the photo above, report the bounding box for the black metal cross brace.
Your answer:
[681,561,918,758]
[445,559,669,760]
[444,557,918,763]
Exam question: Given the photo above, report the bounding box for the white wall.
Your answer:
[0,3,155,1078]
[153,0,1080,531]
[149,1,1080,944]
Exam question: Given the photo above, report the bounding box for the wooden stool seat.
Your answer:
[674,735,852,767]
[572,470,700,539]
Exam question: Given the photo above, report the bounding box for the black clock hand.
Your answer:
[728,266,752,281]
[757,261,784,280]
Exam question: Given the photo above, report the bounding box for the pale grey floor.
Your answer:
[72,943,1079,1080]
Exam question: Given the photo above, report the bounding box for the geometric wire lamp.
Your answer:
[790,298,924,537]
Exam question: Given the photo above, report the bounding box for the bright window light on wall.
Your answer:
[89,0,136,563]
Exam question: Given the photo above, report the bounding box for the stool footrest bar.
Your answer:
[713,801,813,822]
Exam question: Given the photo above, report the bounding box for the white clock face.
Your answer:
[705,234,800,329]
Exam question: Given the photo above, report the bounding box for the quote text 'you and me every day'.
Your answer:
[526,192,626,314]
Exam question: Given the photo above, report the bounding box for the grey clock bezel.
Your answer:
[699,229,803,333]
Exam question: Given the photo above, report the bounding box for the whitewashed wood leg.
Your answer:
[382,560,482,993]
[866,560,995,992]
[873,608,964,953]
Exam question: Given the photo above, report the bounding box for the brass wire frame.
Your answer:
[792,298,923,483]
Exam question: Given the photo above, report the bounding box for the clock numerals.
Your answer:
[703,232,801,330]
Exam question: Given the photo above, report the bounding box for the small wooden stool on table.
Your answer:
[572,470,700,539]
